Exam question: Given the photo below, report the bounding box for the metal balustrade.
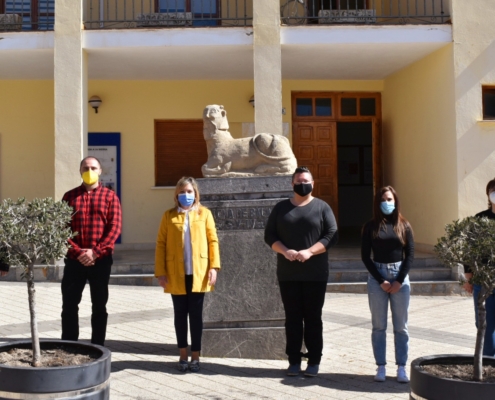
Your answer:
[0,0,450,33]
[0,0,54,31]
[84,0,253,30]
[280,0,449,25]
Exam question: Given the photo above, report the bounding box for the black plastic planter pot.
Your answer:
[410,354,495,400]
[0,340,111,400]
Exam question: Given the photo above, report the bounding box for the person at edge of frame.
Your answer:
[0,250,9,277]
[61,156,122,346]
[361,185,414,384]
[462,177,495,357]
[264,166,338,378]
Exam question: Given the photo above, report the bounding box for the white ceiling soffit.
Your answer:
[0,32,54,79]
[281,25,452,80]
[87,45,254,80]
[0,49,54,79]
[84,27,254,80]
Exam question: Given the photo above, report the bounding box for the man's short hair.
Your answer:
[80,156,101,169]
[292,166,313,182]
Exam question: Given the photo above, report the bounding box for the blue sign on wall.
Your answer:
[88,133,122,243]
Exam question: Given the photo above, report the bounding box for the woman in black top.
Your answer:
[462,178,495,356]
[361,186,414,384]
[265,166,338,377]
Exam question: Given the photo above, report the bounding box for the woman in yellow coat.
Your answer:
[155,176,220,373]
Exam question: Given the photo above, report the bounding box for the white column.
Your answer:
[54,0,87,199]
[253,0,282,135]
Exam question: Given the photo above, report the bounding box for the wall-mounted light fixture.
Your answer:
[88,96,102,113]
[248,95,255,108]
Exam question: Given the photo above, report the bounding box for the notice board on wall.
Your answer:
[88,133,121,243]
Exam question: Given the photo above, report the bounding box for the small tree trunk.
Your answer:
[474,286,488,382]
[26,264,41,367]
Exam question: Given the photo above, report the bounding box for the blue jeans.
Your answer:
[367,261,410,366]
[472,285,495,356]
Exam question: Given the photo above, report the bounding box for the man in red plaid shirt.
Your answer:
[61,156,122,346]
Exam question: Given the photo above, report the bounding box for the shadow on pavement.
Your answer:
[110,360,410,394]
[104,340,177,355]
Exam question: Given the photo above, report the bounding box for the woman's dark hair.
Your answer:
[486,178,495,208]
[292,166,313,182]
[370,186,412,245]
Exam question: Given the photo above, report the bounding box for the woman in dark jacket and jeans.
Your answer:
[361,186,414,384]
[265,166,338,377]
[462,178,495,357]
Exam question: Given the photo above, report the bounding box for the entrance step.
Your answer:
[1,248,462,296]
[109,273,158,286]
[326,281,464,296]
[326,246,461,295]
[328,266,452,283]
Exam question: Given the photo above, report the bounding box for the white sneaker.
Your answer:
[374,365,386,382]
[397,365,409,383]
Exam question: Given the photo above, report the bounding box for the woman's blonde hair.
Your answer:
[174,176,202,213]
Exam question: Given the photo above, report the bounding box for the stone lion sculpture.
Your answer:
[202,105,297,177]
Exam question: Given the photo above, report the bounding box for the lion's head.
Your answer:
[203,105,229,139]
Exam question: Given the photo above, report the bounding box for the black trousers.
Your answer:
[171,275,205,352]
[279,280,327,365]
[61,256,112,346]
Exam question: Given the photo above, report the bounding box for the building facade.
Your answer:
[0,0,493,249]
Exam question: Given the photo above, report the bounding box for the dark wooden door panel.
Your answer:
[293,121,338,217]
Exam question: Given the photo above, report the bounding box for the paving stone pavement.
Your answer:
[0,282,476,399]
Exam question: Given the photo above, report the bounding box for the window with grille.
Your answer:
[3,0,54,30]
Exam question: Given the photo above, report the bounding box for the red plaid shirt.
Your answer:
[63,184,122,260]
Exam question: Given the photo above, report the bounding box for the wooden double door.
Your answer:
[291,92,382,221]
[293,121,339,209]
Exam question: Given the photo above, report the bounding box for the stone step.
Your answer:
[328,266,452,283]
[111,264,155,275]
[109,274,159,286]
[329,256,445,270]
[326,281,464,296]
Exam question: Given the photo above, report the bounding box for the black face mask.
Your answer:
[293,183,313,197]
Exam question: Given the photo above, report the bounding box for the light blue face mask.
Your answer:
[380,201,395,215]
[178,193,195,207]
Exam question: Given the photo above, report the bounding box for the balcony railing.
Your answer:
[0,0,54,31]
[84,0,253,30]
[280,0,449,25]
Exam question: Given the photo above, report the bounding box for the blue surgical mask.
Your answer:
[178,193,195,207]
[380,201,395,215]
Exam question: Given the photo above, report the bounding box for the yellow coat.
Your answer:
[154,206,220,294]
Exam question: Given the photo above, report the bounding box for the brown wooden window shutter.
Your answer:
[154,120,207,186]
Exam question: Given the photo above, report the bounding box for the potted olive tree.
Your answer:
[0,198,111,399]
[410,216,495,400]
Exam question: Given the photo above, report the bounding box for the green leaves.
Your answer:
[0,197,76,271]
[435,216,495,288]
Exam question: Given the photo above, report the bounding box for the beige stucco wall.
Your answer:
[87,80,254,244]
[451,0,495,218]
[0,81,55,200]
[382,44,457,246]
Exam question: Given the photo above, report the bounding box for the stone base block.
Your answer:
[202,327,286,360]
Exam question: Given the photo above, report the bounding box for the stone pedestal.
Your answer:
[197,176,292,360]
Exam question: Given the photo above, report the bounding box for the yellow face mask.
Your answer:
[82,170,99,185]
